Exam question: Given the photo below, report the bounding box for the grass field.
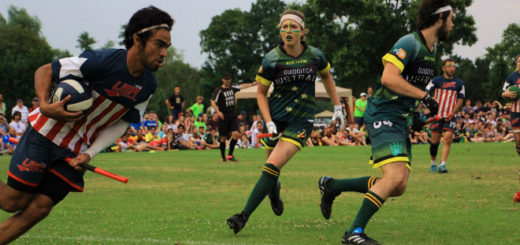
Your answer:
[1,142,519,244]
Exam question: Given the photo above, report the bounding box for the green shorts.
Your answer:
[260,119,313,150]
[366,119,412,169]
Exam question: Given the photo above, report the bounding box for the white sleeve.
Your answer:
[83,119,130,158]
[425,80,435,92]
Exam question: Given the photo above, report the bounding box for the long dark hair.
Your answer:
[416,0,452,30]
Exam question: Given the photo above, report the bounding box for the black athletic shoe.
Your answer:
[267,182,284,216]
[221,158,227,162]
[342,232,381,245]
[227,212,247,234]
[319,176,338,219]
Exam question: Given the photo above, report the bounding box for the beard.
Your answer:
[437,22,451,41]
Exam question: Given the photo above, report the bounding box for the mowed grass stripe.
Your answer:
[0,143,518,244]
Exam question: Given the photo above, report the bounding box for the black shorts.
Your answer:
[218,116,239,137]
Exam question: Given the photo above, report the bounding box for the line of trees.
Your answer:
[1,2,519,121]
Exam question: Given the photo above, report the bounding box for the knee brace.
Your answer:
[430,143,440,157]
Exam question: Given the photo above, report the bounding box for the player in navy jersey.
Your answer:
[426,58,465,173]
[501,53,520,201]
[0,6,173,243]
[211,74,256,162]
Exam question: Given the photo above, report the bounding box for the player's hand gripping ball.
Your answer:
[51,79,93,114]
[507,86,520,100]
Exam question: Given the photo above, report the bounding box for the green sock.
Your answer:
[327,176,379,194]
[242,163,280,218]
[348,191,385,233]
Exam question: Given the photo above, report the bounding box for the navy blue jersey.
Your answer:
[426,76,465,117]
[502,71,520,113]
[29,49,157,154]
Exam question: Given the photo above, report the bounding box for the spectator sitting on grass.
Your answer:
[202,127,219,149]
[176,124,195,150]
[0,114,8,137]
[165,114,177,133]
[321,124,339,146]
[145,126,165,151]
[347,122,366,145]
[9,111,26,137]
[166,128,178,150]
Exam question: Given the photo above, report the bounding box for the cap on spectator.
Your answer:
[198,113,203,118]
[222,73,231,79]
[16,99,23,102]
[360,92,367,97]
[240,110,246,115]
[33,97,38,102]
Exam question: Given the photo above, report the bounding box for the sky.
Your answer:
[0,0,518,68]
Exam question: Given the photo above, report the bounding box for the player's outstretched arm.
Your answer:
[381,63,427,99]
[35,64,82,122]
[321,71,344,128]
[210,100,224,119]
[257,82,272,123]
[320,71,340,107]
[239,81,258,89]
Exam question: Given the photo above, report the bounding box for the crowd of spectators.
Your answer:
[1,89,518,156]
[413,99,517,144]
[0,94,37,155]
[112,109,263,153]
[98,95,520,154]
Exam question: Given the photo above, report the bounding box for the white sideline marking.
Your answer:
[22,234,277,245]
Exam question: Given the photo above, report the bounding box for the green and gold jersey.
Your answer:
[255,42,330,122]
[365,31,437,123]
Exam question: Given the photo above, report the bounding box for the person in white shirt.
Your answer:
[8,111,26,137]
[11,99,29,123]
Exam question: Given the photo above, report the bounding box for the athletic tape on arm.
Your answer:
[83,119,130,158]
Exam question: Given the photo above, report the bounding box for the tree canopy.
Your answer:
[199,0,478,109]
[0,6,53,109]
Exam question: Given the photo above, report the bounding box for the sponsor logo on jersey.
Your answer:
[17,158,46,173]
[104,81,141,101]
[373,121,392,129]
[395,48,407,59]
[389,142,403,156]
[285,59,308,65]
[418,68,435,76]
[297,129,307,139]
[424,56,435,61]
[441,82,456,89]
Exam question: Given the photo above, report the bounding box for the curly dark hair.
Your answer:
[442,57,455,66]
[123,5,174,49]
[416,0,452,30]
